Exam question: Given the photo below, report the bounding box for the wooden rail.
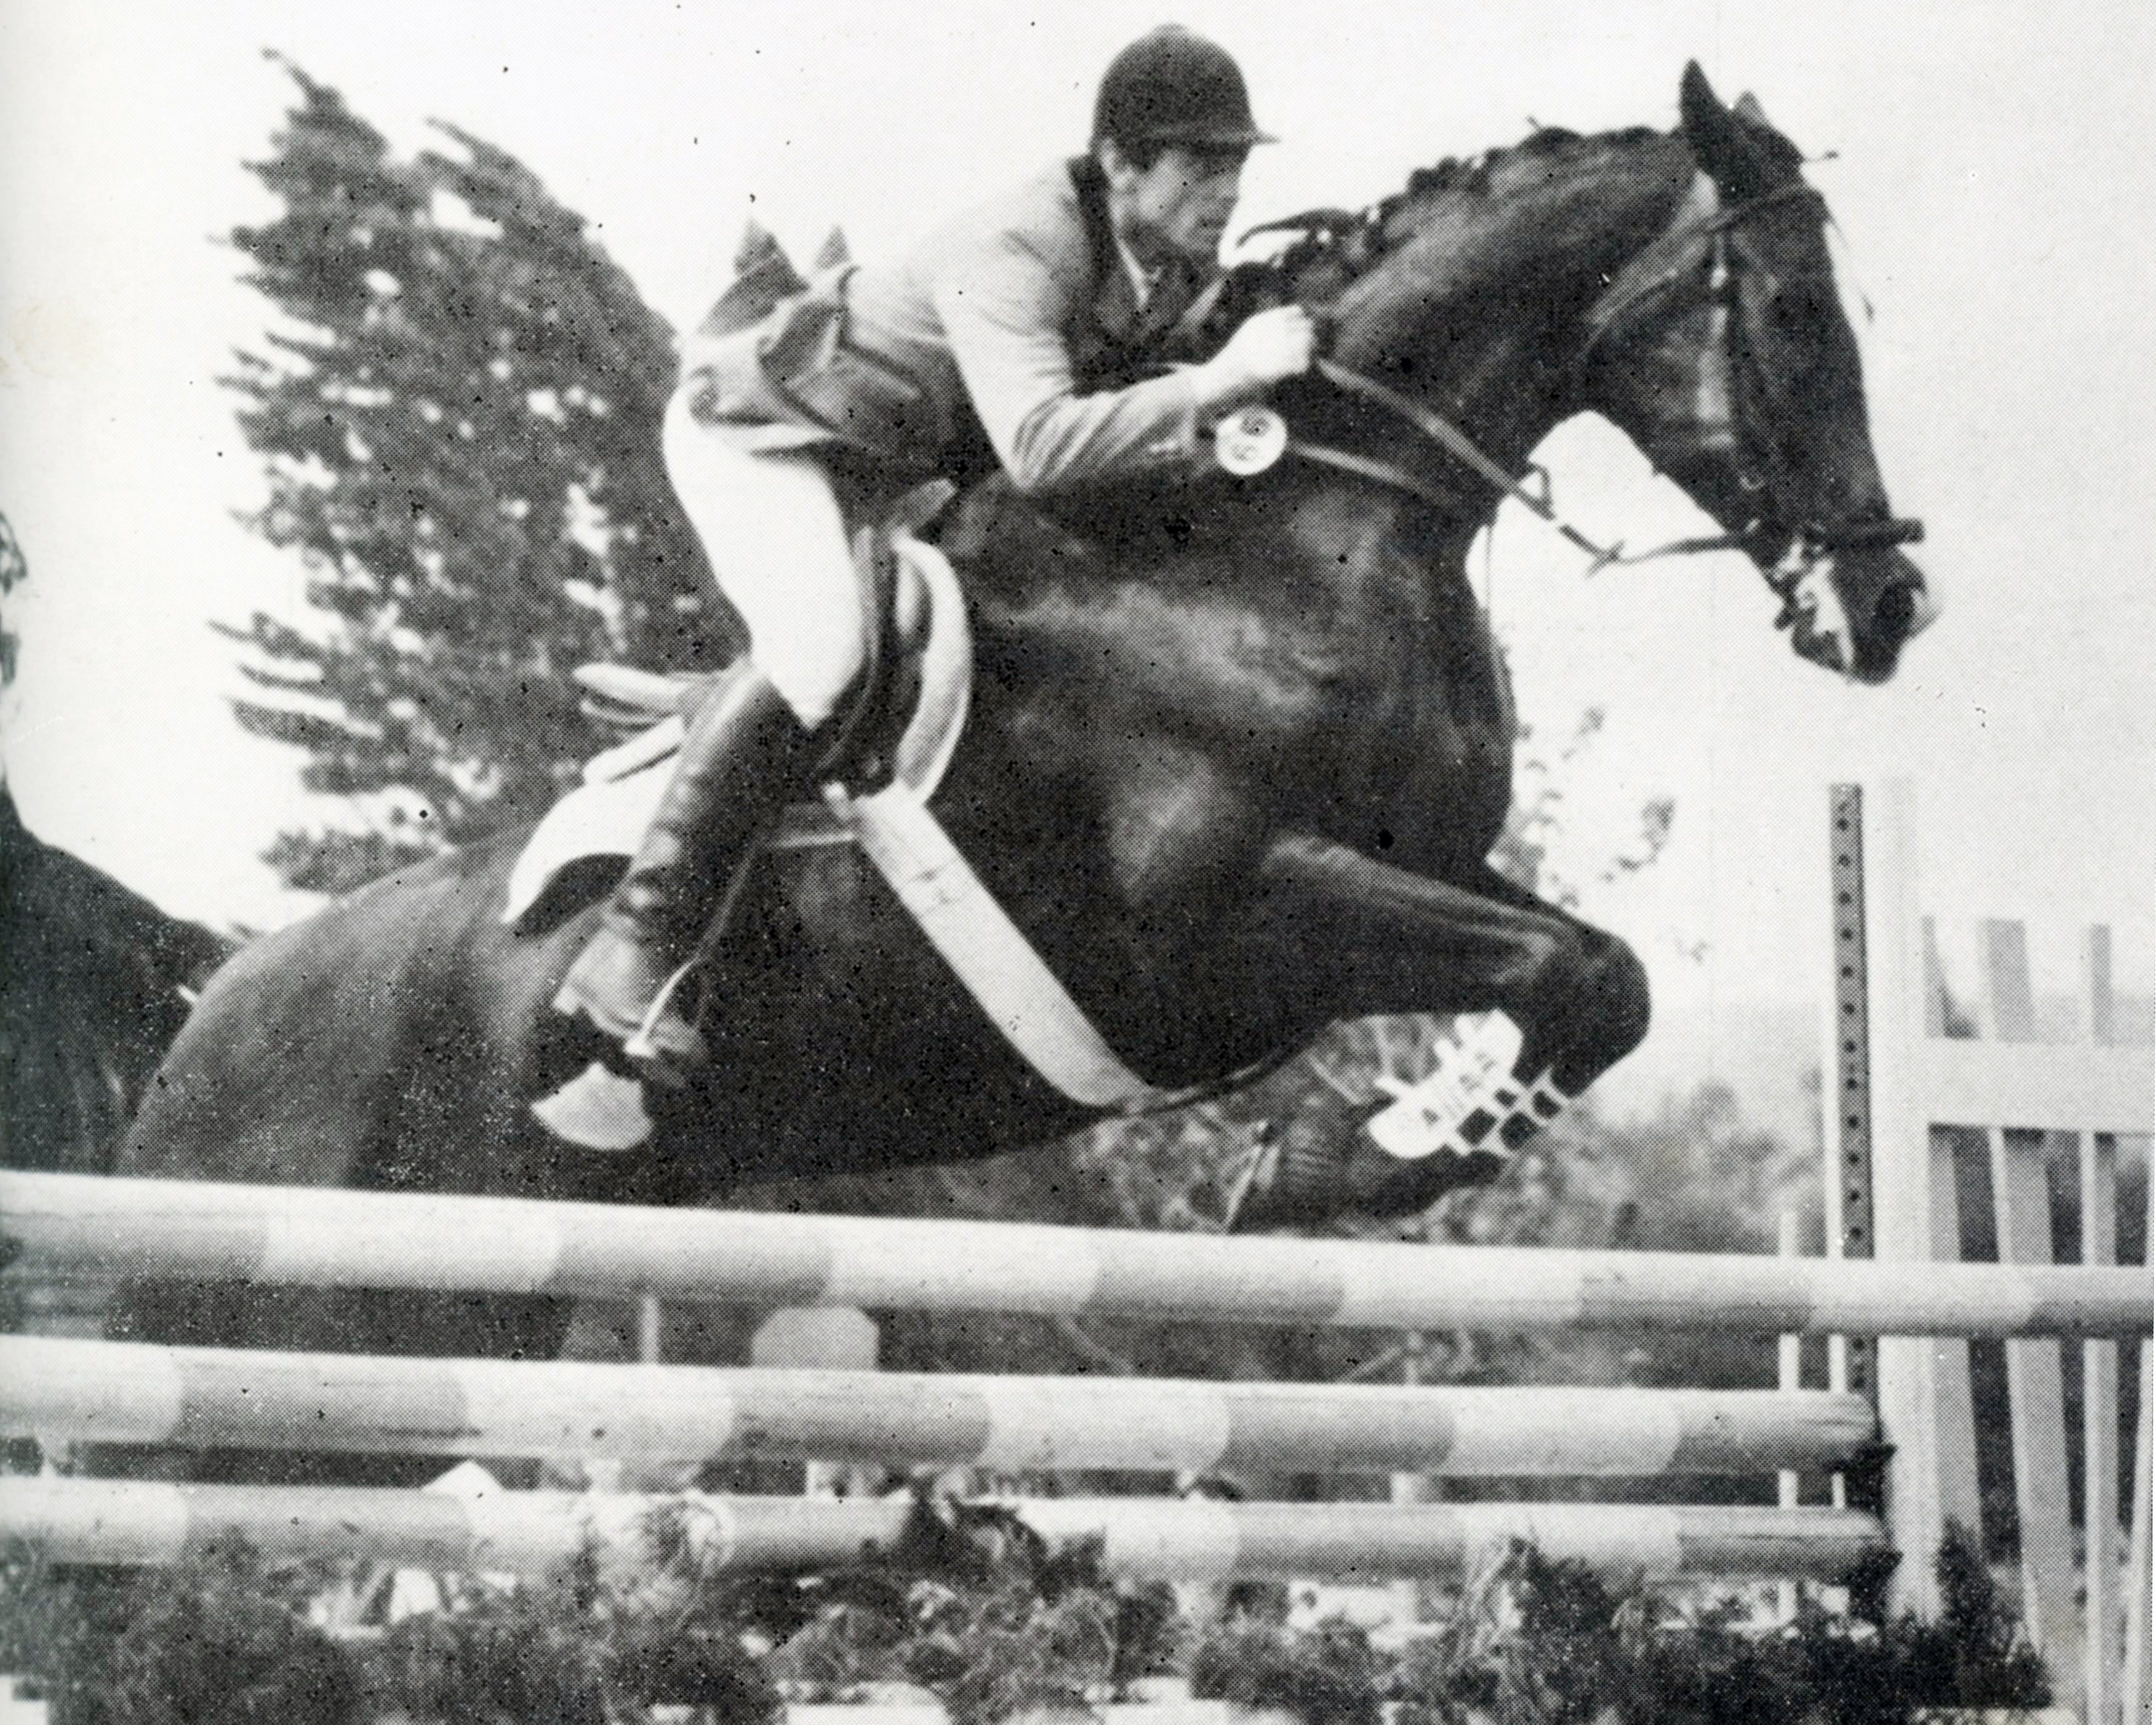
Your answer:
[0,1476,1888,1584]
[4,1170,2144,1338]
[0,1335,1874,1476]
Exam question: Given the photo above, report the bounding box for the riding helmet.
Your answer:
[1092,27,1275,151]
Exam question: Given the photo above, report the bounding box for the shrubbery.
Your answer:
[1,1507,2046,1725]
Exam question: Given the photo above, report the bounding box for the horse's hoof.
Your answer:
[1221,1117,1374,1231]
[1223,1110,1513,1232]
[1233,1121,1310,1233]
[1353,1139,1509,1220]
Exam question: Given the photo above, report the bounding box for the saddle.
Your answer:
[502,492,971,932]
[522,478,1242,1129]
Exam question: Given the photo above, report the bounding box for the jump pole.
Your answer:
[0,1476,1887,1584]
[0,1334,1874,1478]
[4,1170,2143,1340]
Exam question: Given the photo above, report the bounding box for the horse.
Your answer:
[113,66,1931,1388]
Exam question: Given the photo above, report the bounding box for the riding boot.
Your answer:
[553,666,817,1084]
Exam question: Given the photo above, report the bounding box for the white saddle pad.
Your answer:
[502,528,970,930]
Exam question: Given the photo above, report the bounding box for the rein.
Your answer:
[1294,355,1721,573]
[1308,357,1622,564]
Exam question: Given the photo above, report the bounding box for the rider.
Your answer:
[555,25,1318,1080]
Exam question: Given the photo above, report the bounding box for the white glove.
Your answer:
[1196,306,1317,405]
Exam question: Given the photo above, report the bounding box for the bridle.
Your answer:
[1571,174,1924,583]
[1269,174,1923,597]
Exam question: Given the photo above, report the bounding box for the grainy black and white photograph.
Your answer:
[0,4,2149,1721]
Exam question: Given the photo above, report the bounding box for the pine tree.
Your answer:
[223,58,723,893]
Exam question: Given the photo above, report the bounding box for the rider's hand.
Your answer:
[1197,306,1318,404]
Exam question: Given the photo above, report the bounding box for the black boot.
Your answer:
[554,666,816,1083]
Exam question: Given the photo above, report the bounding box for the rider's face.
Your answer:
[1104,141,1250,269]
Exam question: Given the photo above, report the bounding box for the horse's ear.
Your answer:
[1679,60,1772,202]
[1678,61,1726,135]
[697,220,810,338]
[814,227,852,270]
[732,218,798,282]
[1733,92,1771,128]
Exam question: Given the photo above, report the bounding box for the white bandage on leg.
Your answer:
[1364,1011,1570,1163]
[662,396,864,729]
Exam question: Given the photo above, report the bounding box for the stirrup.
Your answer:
[622,958,710,1084]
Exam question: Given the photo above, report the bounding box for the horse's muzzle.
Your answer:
[1789,546,1934,683]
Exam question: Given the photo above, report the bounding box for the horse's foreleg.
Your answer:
[1258,833,1650,1084]
[1227,832,1649,1227]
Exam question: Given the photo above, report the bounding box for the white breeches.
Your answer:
[661,393,864,728]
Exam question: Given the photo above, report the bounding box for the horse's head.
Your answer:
[1578,64,1936,681]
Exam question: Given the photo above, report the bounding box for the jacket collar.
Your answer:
[1066,156,1206,349]
[1068,156,1140,344]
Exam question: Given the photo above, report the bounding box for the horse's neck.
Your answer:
[954,140,1702,788]
[1326,135,1696,481]
[1440,326,1565,483]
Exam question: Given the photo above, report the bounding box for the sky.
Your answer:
[1,1,2151,1120]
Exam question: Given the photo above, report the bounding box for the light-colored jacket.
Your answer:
[679,160,1215,494]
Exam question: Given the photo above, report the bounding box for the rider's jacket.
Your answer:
[679,158,1218,494]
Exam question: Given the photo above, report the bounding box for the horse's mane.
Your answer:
[1253,124,1677,293]
[1396,124,1665,201]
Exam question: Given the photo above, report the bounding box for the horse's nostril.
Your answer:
[1902,579,1940,636]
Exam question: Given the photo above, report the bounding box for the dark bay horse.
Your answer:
[116,67,1931,1373]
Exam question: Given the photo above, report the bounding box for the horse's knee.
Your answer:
[1588,932,1652,1059]
[1527,926,1649,1091]
[1560,931,1650,1080]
